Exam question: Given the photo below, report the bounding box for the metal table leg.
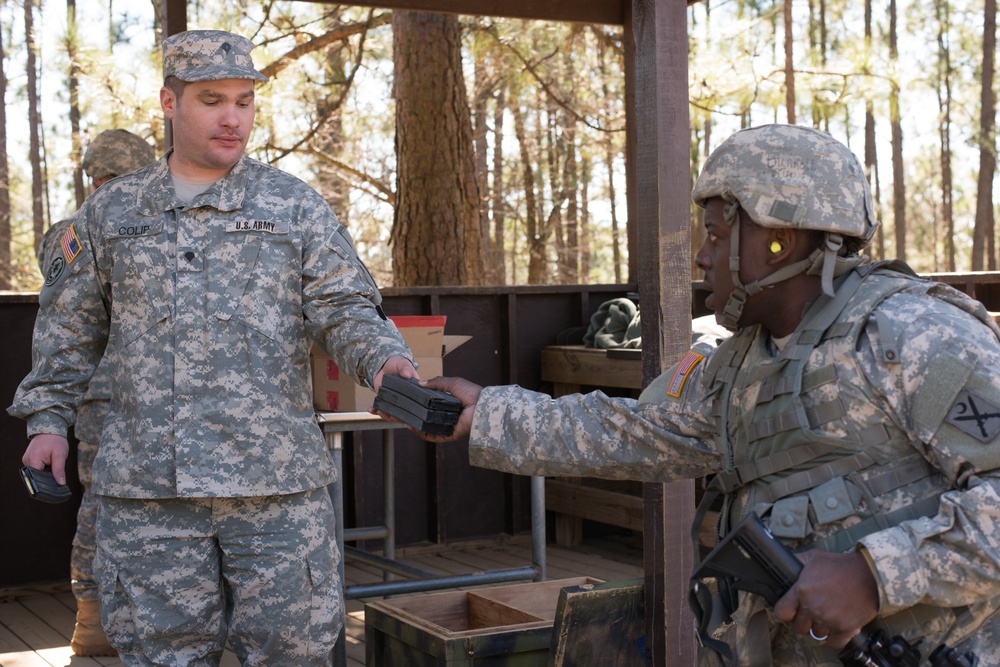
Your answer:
[531,475,546,581]
[329,430,347,667]
[319,412,547,666]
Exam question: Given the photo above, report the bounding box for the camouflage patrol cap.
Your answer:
[163,30,268,83]
[692,124,877,243]
[82,129,155,181]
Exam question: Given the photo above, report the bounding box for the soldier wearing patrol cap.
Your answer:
[10,29,417,666]
[36,128,155,657]
[406,125,1000,666]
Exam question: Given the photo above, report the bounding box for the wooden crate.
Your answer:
[549,579,645,666]
[364,577,601,666]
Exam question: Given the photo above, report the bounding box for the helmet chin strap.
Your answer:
[716,201,818,331]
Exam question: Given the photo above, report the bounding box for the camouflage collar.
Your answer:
[136,150,250,214]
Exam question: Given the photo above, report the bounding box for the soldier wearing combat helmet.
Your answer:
[80,129,156,186]
[398,124,1000,666]
[690,124,877,330]
[11,29,417,666]
[35,128,155,658]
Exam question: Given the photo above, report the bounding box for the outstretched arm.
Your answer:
[370,375,481,442]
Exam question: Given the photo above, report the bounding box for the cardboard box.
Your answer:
[311,315,470,413]
[364,577,602,666]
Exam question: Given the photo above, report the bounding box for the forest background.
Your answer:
[0,0,996,291]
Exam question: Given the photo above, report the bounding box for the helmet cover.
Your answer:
[692,124,876,245]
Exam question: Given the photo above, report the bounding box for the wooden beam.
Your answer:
[631,0,696,665]
[292,0,626,25]
[161,0,187,37]
[545,480,645,533]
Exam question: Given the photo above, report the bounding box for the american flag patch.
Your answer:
[60,224,82,264]
[665,351,704,398]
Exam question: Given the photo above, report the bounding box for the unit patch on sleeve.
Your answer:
[947,389,1000,443]
[666,351,705,398]
[60,224,82,264]
[44,256,66,286]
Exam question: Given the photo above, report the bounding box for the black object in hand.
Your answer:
[375,375,461,436]
[19,466,72,503]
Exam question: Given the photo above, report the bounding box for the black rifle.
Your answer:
[691,512,977,667]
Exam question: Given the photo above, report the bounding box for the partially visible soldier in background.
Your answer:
[36,128,155,657]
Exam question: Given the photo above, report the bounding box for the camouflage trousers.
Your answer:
[95,488,343,666]
[70,438,100,600]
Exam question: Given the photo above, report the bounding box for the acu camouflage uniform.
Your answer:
[466,126,1000,666]
[10,30,412,667]
[36,128,155,603]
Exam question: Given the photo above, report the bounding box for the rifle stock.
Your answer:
[691,510,801,607]
[691,512,973,667]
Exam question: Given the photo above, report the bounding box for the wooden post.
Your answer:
[159,0,187,152]
[161,0,187,37]
[629,1,696,665]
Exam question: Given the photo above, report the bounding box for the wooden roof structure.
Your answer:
[160,1,696,664]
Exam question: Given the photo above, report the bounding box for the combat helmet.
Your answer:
[82,129,156,183]
[691,124,878,330]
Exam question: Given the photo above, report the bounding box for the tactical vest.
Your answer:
[692,261,1000,664]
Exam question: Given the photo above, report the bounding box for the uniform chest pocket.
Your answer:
[213,234,296,340]
[110,236,170,346]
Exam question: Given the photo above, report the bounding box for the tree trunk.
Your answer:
[316,45,349,227]
[863,0,884,260]
[562,120,579,284]
[598,21,624,281]
[973,0,997,271]
[391,11,485,286]
[936,0,955,272]
[546,97,566,282]
[784,0,796,124]
[25,0,45,255]
[579,155,592,280]
[0,18,10,290]
[808,0,829,128]
[67,0,85,208]
[606,129,622,284]
[889,0,906,262]
[472,34,493,281]
[491,86,506,284]
[511,104,546,284]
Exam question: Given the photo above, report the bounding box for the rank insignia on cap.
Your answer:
[947,389,1000,443]
[60,224,82,264]
[666,351,704,398]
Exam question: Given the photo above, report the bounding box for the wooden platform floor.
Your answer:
[0,536,643,667]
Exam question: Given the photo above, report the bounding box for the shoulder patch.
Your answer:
[43,256,66,286]
[666,351,704,398]
[947,389,1000,443]
[60,224,82,264]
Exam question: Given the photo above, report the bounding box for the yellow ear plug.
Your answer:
[770,241,783,254]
